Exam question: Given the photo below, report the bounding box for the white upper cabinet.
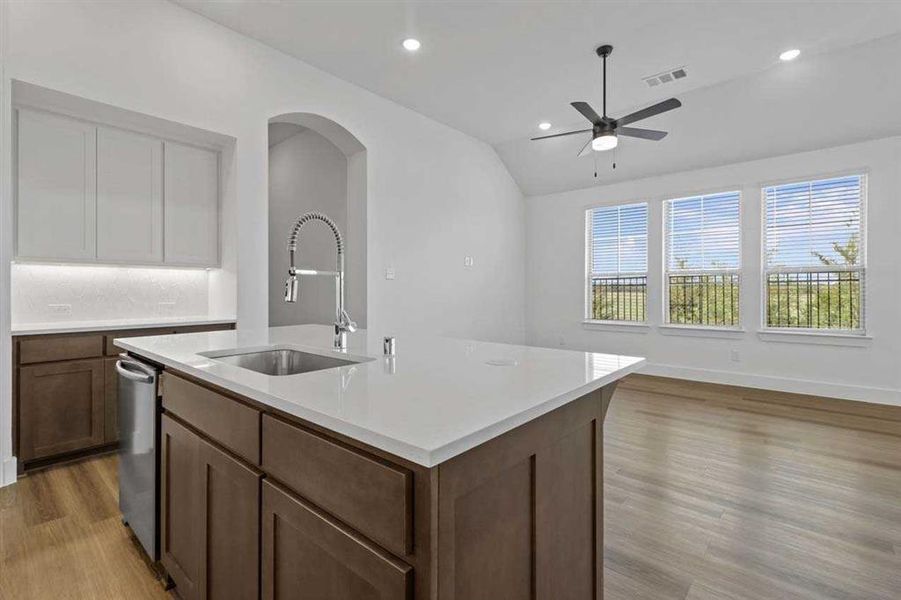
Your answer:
[96,127,163,263]
[16,109,97,261]
[164,142,219,266]
[15,109,220,267]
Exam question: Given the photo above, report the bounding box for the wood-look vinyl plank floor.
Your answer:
[1,376,899,599]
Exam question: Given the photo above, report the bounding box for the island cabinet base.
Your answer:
[436,385,613,600]
[157,369,615,600]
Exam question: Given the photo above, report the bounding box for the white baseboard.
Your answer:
[639,363,901,407]
[1,456,17,487]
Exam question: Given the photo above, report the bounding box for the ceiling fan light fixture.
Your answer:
[592,132,618,152]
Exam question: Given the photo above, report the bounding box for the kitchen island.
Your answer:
[116,324,644,600]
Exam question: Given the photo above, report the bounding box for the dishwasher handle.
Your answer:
[116,359,155,384]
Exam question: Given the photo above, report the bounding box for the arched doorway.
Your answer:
[267,113,367,328]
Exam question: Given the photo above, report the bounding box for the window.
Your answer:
[763,174,865,332]
[586,203,648,322]
[664,191,741,327]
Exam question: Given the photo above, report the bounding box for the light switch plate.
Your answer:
[385,267,396,280]
[464,256,474,267]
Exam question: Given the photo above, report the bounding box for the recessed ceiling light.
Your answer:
[402,38,421,52]
[538,122,551,130]
[779,48,801,61]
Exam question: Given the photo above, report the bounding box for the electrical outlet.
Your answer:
[48,303,72,315]
[385,267,396,280]
[730,349,740,362]
[464,256,474,268]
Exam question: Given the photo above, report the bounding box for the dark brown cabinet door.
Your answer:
[161,414,202,600]
[161,413,261,600]
[198,433,261,600]
[19,358,105,461]
[435,387,609,600]
[262,480,411,600]
[103,356,119,443]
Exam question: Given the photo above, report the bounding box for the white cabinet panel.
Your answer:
[16,109,97,261]
[164,142,219,266]
[96,127,163,263]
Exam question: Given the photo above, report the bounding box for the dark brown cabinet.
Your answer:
[13,322,234,471]
[18,358,105,461]
[157,371,612,600]
[161,414,261,600]
[262,480,412,600]
[103,356,119,443]
[160,414,202,600]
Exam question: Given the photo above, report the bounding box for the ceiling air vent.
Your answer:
[643,66,687,88]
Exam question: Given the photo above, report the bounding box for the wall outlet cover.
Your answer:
[464,256,474,267]
[48,303,72,315]
[385,267,396,280]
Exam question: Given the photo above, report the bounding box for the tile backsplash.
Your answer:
[11,263,211,323]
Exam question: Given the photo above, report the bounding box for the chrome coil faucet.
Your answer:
[284,212,356,350]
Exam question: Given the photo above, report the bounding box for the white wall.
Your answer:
[526,137,901,405]
[0,1,526,481]
[11,264,210,323]
[269,127,348,327]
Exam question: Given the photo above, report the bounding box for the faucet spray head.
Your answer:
[284,271,299,303]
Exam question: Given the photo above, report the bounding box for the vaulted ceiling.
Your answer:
[175,1,901,195]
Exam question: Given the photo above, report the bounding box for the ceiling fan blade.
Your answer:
[531,128,592,141]
[617,127,668,141]
[614,98,681,127]
[578,138,594,157]
[571,101,603,125]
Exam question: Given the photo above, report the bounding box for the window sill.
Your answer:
[658,324,745,339]
[582,320,650,333]
[757,329,872,347]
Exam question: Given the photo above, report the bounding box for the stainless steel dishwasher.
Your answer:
[116,354,161,561]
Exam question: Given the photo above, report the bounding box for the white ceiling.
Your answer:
[175,0,901,195]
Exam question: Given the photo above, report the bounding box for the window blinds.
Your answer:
[665,191,741,271]
[589,203,648,275]
[764,175,863,270]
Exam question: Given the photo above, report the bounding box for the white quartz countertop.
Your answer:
[116,324,645,467]
[11,316,236,336]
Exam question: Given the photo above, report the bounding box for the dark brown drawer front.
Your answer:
[105,327,175,356]
[262,415,413,556]
[19,335,104,364]
[162,373,261,464]
[105,323,233,355]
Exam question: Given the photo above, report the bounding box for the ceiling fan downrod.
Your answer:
[597,44,613,119]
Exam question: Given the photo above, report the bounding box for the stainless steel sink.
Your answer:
[211,349,358,376]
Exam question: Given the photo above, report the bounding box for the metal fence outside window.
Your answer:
[766,270,861,330]
[667,273,740,326]
[589,275,647,322]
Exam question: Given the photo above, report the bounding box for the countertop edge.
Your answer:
[116,338,645,467]
[11,317,237,336]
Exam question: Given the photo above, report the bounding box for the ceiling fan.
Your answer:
[532,44,681,157]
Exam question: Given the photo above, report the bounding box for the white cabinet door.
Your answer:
[164,142,219,266]
[16,109,97,261]
[96,127,163,263]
